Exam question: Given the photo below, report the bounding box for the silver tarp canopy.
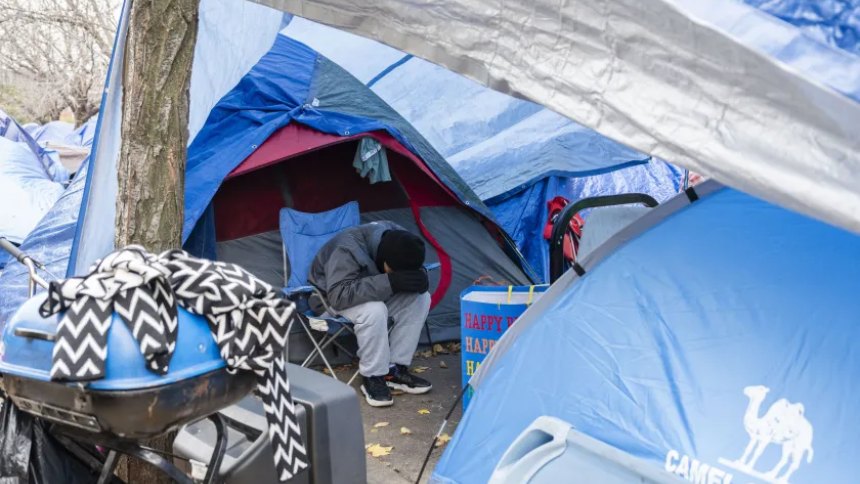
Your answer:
[258,0,860,233]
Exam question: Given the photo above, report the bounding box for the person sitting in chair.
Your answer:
[308,222,433,407]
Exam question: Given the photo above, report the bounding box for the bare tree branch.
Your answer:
[0,0,119,124]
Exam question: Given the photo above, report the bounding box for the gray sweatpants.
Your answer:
[333,292,431,377]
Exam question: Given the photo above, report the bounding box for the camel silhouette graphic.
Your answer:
[719,385,814,483]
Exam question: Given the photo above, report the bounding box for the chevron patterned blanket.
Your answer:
[38,246,309,481]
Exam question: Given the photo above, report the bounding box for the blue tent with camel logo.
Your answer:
[433,180,860,483]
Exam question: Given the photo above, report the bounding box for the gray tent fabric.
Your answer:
[216,230,285,288]
[310,56,489,216]
[420,207,529,338]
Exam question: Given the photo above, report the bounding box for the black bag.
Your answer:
[0,400,99,484]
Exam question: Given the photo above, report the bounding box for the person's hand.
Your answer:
[388,270,429,293]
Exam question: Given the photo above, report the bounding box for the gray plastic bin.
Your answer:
[174,364,365,484]
[488,416,684,484]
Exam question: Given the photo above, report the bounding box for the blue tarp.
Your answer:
[0,159,87,315]
[65,116,98,148]
[28,121,74,145]
[0,138,66,245]
[0,110,77,270]
[743,0,860,56]
[0,110,59,179]
[678,0,860,103]
[434,184,860,483]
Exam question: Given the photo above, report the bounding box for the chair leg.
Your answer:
[303,325,351,380]
[347,369,361,386]
[423,318,434,348]
[299,320,339,379]
[283,318,294,363]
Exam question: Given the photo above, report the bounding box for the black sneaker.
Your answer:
[361,375,394,407]
[385,364,433,395]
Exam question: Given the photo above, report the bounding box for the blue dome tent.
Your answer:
[433,181,860,483]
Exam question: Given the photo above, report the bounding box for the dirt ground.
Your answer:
[328,345,464,484]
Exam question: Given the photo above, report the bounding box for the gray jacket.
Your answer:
[308,221,403,312]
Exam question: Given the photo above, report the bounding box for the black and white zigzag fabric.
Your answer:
[39,246,178,380]
[160,250,308,480]
[39,246,308,481]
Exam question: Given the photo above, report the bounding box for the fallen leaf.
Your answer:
[411,366,430,374]
[370,428,378,433]
[434,433,452,447]
[433,343,449,354]
[439,360,448,369]
[373,421,390,428]
[400,427,412,435]
[416,349,433,358]
[448,342,461,353]
[366,443,393,457]
[390,389,405,396]
[418,409,431,415]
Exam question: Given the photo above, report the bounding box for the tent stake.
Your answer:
[415,384,468,484]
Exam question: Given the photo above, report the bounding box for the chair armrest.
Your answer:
[282,285,317,298]
[424,262,441,272]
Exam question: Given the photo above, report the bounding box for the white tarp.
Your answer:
[260,0,860,233]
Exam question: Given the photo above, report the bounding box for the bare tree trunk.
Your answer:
[114,0,198,482]
[115,0,198,251]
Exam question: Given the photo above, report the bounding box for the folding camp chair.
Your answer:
[280,202,360,379]
[279,202,439,385]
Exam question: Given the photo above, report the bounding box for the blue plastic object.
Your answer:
[0,293,225,390]
[487,417,683,484]
[279,201,360,289]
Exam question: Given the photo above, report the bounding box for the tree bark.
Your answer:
[114,0,198,482]
[115,0,198,251]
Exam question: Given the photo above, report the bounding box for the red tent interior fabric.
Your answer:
[212,122,474,306]
[214,124,458,241]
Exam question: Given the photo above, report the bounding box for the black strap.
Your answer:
[572,262,586,276]
[685,187,699,202]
